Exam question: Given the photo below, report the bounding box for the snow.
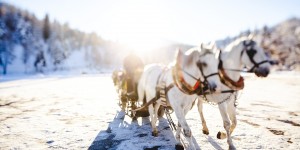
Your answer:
[62,49,88,69]
[0,73,299,149]
[6,45,26,74]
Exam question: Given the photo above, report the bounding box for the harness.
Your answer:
[207,40,270,105]
[223,40,270,73]
[156,67,174,104]
[218,40,271,90]
[132,67,174,113]
[218,51,245,90]
[136,41,270,124]
[172,52,219,96]
[155,68,177,130]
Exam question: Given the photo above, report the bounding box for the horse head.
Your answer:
[175,45,221,94]
[198,43,222,92]
[238,37,271,77]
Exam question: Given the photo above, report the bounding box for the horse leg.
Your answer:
[183,107,196,149]
[218,103,236,150]
[197,99,209,135]
[175,122,184,150]
[228,103,237,135]
[217,99,237,138]
[149,104,158,136]
[176,121,181,140]
[175,109,191,137]
[152,102,161,136]
[174,109,194,149]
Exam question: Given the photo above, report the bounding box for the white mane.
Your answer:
[185,47,199,55]
[224,36,251,52]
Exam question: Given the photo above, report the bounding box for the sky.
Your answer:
[5,0,300,51]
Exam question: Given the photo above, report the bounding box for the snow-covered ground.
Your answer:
[0,73,299,149]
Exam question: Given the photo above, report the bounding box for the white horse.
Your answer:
[137,46,222,149]
[197,37,271,150]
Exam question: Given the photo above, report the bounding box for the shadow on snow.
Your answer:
[88,111,223,150]
[88,111,178,150]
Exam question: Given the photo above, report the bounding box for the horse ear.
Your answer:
[210,41,217,50]
[176,48,184,57]
[217,48,222,59]
[175,48,184,62]
[200,43,203,50]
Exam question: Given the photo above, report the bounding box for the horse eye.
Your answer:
[197,61,207,68]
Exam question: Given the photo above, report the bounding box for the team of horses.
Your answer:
[118,36,271,150]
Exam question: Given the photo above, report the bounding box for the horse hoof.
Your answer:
[202,130,209,135]
[175,144,184,150]
[229,145,236,150]
[217,131,221,139]
[152,131,158,137]
[217,131,227,139]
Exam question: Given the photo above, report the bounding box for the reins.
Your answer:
[173,65,202,95]
[182,69,200,81]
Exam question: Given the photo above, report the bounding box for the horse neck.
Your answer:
[222,48,243,81]
[170,64,199,86]
[185,64,202,84]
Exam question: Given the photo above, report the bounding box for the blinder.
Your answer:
[196,59,219,94]
[241,40,269,72]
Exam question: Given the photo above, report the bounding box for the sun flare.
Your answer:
[107,1,174,56]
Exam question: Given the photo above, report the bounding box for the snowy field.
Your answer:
[0,73,300,150]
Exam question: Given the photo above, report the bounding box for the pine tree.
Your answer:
[43,14,50,41]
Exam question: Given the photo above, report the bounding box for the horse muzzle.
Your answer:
[208,82,222,93]
[254,67,270,77]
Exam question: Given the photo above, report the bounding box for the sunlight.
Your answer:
[106,0,174,56]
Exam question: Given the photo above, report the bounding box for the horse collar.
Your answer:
[218,52,244,90]
[218,67,244,90]
[172,62,203,95]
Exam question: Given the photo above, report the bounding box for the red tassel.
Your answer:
[193,81,200,90]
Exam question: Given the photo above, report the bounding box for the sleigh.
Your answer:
[120,92,150,119]
[112,69,150,120]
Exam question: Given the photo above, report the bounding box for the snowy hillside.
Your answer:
[1,2,300,75]
[216,18,300,71]
[0,2,130,75]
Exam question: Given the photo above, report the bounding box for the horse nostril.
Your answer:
[263,68,270,77]
[254,67,270,77]
[209,83,217,92]
[266,68,270,74]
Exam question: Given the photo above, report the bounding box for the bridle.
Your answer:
[241,40,270,72]
[218,40,271,90]
[224,40,270,73]
[197,58,219,92]
[172,51,218,96]
[197,40,270,105]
